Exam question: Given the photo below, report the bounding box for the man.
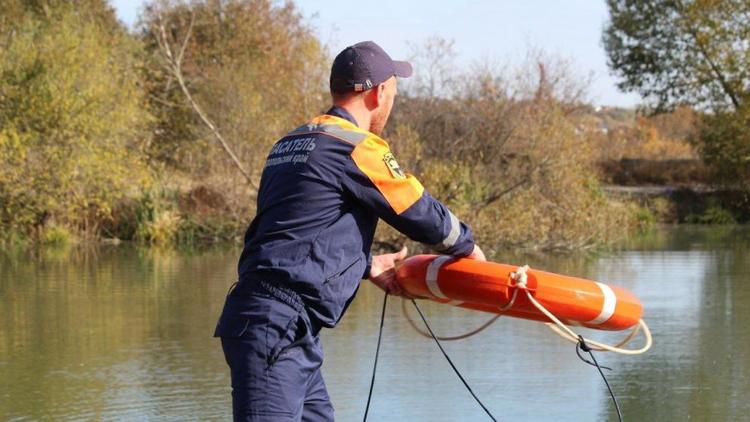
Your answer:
[214,41,485,421]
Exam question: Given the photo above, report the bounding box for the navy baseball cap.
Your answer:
[330,41,413,94]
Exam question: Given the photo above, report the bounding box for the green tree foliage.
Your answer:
[604,0,750,190]
[603,0,749,112]
[698,107,750,187]
[1,0,123,34]
[0,2,151,240]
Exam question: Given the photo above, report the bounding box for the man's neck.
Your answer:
[332,103,371,133]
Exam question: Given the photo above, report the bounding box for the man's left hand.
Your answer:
[368,246,412,297]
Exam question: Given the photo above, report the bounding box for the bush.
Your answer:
[687,204,738,225]
[40,224,73,246]
[696,107,750,190]
[384,43,640,251]
[0,4,151,240]
[133,188,182,245]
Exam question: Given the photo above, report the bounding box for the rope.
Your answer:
[401,298,501,341]
[399,263,651,354]
[363,292,388,422]
[523,288,652,355]
[545,319,642,351]
[362,293,499,420]
[399,280,519,341]
[577,335,623,422]
[508,263,652,355]
[410,299,498,422]
[391,262,650,422]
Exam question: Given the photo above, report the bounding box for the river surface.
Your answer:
[1,225,749,421]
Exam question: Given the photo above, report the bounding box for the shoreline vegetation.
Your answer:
[1,1,748,252]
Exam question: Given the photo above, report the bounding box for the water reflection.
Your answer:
[1,226,749,421]
[0,246,235,420]
[604,226,750,421]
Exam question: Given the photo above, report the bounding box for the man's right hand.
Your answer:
[466,244,486,261]
[368,246,413,298]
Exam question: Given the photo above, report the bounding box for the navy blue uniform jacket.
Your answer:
[230,107,474,328]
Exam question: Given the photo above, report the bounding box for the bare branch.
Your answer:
[175,12,193,68]
[473,177,530,211]
[155,12,258,189]
[472,154,553,211]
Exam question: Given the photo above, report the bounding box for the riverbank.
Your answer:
[3,1,744,252]
[604,185,747,224]
[7,180,745,252]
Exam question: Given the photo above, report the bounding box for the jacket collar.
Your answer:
[325,106,359,128]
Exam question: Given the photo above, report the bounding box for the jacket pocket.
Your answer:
[265,305,309,366]
[324,256,364,284]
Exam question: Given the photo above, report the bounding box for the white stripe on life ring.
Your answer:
[588,282,617,325]
[425,255,452,300]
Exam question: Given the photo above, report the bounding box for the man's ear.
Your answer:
[374,83,386,107]
[364,84,384,110]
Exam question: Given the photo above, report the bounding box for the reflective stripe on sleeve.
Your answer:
[436,211,460,251]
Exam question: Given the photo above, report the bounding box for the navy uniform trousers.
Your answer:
[215,281,334,421]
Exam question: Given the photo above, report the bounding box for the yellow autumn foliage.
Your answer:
[0,6,151,241]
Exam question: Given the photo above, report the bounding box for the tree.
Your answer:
[139,0,328,187]
[604,0,750,191]
[0,2,151,239]
[698,108,750,187]
[603,0,750,113]
[0,0,123,34]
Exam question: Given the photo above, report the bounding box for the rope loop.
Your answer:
[509,264,530,288]
[524,288,652,355]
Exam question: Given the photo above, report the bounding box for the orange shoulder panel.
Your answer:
[350,136,425,214]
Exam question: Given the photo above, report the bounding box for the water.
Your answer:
[1,226,748,421]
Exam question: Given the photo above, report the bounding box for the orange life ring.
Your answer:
[395,255,643,331]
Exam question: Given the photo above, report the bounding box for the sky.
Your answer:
[112,0,642,107]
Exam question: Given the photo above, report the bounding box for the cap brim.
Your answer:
[393,60,413,78]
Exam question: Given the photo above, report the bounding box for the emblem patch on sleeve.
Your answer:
[383,152,406,179]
